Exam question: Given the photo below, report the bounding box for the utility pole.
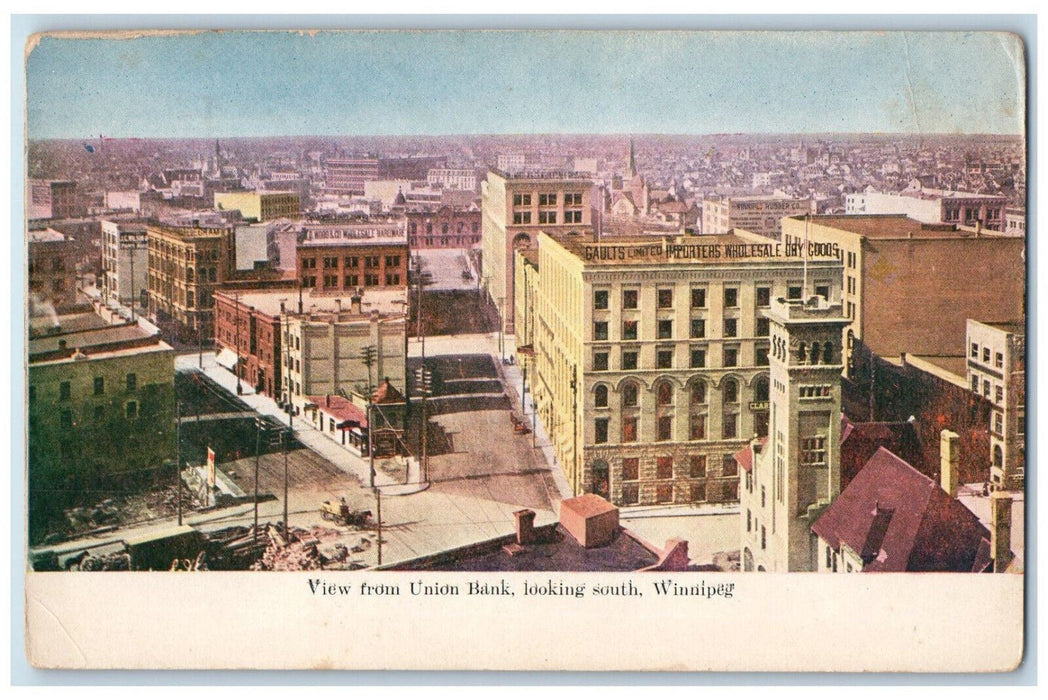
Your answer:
[497,296,505,362]
[415,365,432,483]
[197,321,203,368]
[415,256,423,342]
[281,300,293,541]
[175,402,182,526]
[570,363,579,496]
[253,416,262,544]
[374,485,382,567]
[234,291,243,395]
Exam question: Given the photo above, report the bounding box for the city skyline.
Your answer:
[26,30,1025,139]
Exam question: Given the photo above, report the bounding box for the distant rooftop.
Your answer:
[798,214,1005,239]
[215,287,409,318]
[28,228,66,243]
[28,321,171,365]
[487,167,593,182]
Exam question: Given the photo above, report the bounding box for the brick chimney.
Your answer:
[350,293,362,315]
[990,492,1013,573]
[939,429,960,497]
[514,509,536,545]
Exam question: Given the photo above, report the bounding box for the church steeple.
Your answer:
[627,137,637,178]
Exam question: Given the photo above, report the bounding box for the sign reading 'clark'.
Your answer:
[581,241,842,262]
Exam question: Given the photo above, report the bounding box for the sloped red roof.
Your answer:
[733,439,767,473]
[372,379,405,404]
[812,447,991,572]
[309,395,367,430]
[839,416,926,488]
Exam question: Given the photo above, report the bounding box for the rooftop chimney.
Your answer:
[350,294,362,315]
[939,429,960,497]
[514,509,536,545]
[990,491,1013,572]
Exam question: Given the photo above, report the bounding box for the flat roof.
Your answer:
[215,287,409,318]
[796,215,1005,240]
[547,231,842,267]
[971,319,1025,335]
[28,228,66,243]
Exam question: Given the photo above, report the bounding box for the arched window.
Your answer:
[823,342,833,364]
[622,381,639,408]
[754,376,769,402]
[993,444,1003,467]
[594,385,608,408]
[656,381,673,406]
[690,380,707,405]
[723,378,738,404]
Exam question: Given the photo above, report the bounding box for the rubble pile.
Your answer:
[74,551,131,571]
[251,525,371,571]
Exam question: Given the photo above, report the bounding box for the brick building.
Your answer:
[296,222,409,294]
[406,206,481,249]
[146,223,235,343]
[28,229,80,309]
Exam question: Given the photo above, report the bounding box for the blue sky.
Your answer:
[25,30,1026,138]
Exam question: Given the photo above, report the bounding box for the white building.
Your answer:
[966,320,1025,490]
[427,168,477,191]
[101,220,148,309]
[844,186,1008,231]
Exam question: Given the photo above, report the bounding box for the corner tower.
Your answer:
[741,294,850,572]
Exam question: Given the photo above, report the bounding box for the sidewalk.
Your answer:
[175,352,427,496]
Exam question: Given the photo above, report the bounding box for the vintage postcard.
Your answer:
[20,27,1026,672]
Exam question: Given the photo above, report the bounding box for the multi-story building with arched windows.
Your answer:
[519,229,843,508]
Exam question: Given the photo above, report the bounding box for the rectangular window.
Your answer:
[60,410,73,428]
[690,455,707,478]
[756,317,770,336]
[513,194,532,207]
[621,483,639,505]
[593,321,609,341]
[983,380,991,398]
[723,288,738,308]
[983,347,991,363]
[692,483,708,502]
[656,483,674,504]
[756,287,771,307]
[815,284,830,300]
[723,455,739,477]
[690,347,706,368]
[94,377,105,395]
[385,255,400,267]
[622,350,638,370]
[690,413,707,440]
[747,509,752,532]
[593,351,609,371]
[995,352,1004,369]
[538,211,557,224]
[126,373,137,391]
[512,212,532,225]
[593,290,609,309]
[723,347,738,367]
[622,416,638,443]
[622,289,638,309]
[595,418,609,444]
[690,318,706,338]
[622,457,639,481]
[691,288,707,308]
[995,385,1004,404]
[722,413,738,439]
[564,210,583,224]
[787,285,803,300]
[657,319,673,339]
[60,381,71,401]
[724,318,738,338]
[801,436,827,465]
[657,288,673,308]
[657,349,673,369]
[126,401,138,419]
[564,193,583,206]
[539,193,557,206]
[346,256,359,268]
[657,416,673,442]
[971,375,980,393]
[994,412,1003,435]
[761,525,767,549]
[345,275,359,287]
[623,320,638,340]
[970,342,979,358]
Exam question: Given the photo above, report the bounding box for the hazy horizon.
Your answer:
[26,31,1025,140]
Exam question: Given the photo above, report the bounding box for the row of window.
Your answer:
[512,193,584,207]
[408,221,480,235]
[54,401,143,427]
[512,209,584,225]
[595,410,748,443]
[970,373,1006,406]
[593,284,830,312]
[594,345,768,370]
[969,342,1005,369]
[595,376,767,408]
[31,374,140,403]
[594,317,771,342]
[302,255,400,270]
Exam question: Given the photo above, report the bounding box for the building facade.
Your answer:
[214,191,301,222]
[213,290,285,398]
[701,195,813,239]
[146,223,235,342]
[28,229,80,308]
[844,188,1008,231]
[296,222,409,294]
[406,206,482,249]
[101,220,148,308]
[481,169,594,335]
[27,321,175,542]
[525,230,843,508]
[739,296,850,572]
[427,168,477,191]
[966,320,1025,490]
[29,179,80,220]
[784,215,1026,365]
[284,289,409,419]
[323,157,380,195]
